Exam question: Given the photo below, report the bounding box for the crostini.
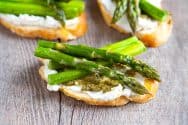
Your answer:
[97,0,173,47]
[0,0,87,41]
[34,38,160,106]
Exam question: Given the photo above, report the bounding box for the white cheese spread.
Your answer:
[100,0,162,32]
[43,60,57,80]
[47,84,61,91]
[147,0,162,7]
[43,60,146,100]
[0,13,79,29]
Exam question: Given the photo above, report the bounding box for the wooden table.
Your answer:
[0,0,187,125]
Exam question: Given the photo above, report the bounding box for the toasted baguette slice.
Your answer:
[0,13,87,41]
[97,0,173,47]
[38,59,159,106]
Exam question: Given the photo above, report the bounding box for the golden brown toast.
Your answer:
[0,13,87,41]
[39,59,159,106]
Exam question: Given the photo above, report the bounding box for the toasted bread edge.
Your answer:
[0,13,87,41]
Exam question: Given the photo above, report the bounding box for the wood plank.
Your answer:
[59,0,188,125]
[0,29,60,125]
[0,0,187,125]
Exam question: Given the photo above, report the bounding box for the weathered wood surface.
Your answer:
[0,0,188,125]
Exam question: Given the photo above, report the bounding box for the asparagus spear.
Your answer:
[112,0,140,32]
[119,41,146,56]
[102,36,138,51]
[58,0,85,19]
[0,1,84,20]
[48,69,89,85]
[35,47,149,95]
[0,1,56,17]
[48,60,64,70]
[48,59,111,70]
[47,37,145,82]
[47,0,84,23]
[140,0,168,21]
[102,36,146,56]
[126,0,140,32]
[112,0,128,23]
[112,0,168,32]
[38,41,160,81]
[0,0,65,23]
[0,0,44,4]
[38,36,147,56]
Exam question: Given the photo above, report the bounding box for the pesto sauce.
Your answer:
[78,75,119,92]
[66,74,119,92]
[64,64,136,93]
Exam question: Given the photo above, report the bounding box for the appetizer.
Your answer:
[97,0,173,47]
[34,37,160,106]
[0,0,87,41]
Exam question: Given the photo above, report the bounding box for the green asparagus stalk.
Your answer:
[48,60,64,70]
[140,0,168,21]
[38,38,147,93]
[0,1,84,20]
[48,69,89,85]
[126,0,140,32]
[39,36,146,56]
[102,36,146,56]
[112,0,168,32]
[58,0,85,19]
[40,37,146,86]
[38,40,160,81]
[119,41,146,56]
[102,36,138,50]
[51,4,66,25]
[112,0,128,23]
[48,59,111,70]
[47,0,84,21]
[0,1,56,17]
[0,0,44,4]
[35,47,149,94]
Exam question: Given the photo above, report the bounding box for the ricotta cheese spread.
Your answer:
[43,60,146,100]
[0,13,79,29]
[43,60,57,80]
[147,0,162,7]
[100,0,162,32]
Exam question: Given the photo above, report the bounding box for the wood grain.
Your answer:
[0,0,188,125]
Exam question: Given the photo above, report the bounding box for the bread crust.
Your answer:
[0,13,87,41]
[97,0,173,47]
[38,59,159,106]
